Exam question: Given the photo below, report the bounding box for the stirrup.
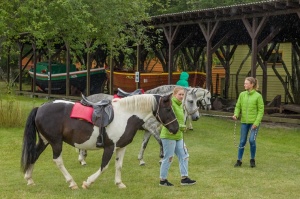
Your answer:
[96,142,103,148]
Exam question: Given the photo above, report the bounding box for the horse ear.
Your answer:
[192,88,197,94]
[163,93,172,102]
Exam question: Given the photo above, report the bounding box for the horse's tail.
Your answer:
[21,107,39,173]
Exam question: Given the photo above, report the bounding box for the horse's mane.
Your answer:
[195,87,211,98]
[145,85,176,95]
[146,85,210,99]
[117,94,157,112]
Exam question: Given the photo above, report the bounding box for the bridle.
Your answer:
[155,96,177,127]
[199,90,211,110]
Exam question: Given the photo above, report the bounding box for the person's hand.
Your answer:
[179,124,186,131]
[232,115,237,120]
[251,125,257,130]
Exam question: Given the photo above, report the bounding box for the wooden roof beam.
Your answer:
[197,12,206,18]
[251,5,264,12]
[242,6,252,14]
[263,3,275,10]
[205,11,214,17]
[230,7,241,16]
[214,10,222,17]
[286,1,299,8]
[188,12,198,19]
[274,2,286,9]
[222,8,230,16]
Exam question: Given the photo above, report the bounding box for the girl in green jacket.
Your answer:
[232,77,264,168]
[159,86,196,186]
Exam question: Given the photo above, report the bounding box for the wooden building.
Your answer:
[150,0,300,104]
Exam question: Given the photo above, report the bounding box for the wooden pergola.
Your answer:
[149,0,300,101]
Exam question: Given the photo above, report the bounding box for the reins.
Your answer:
[201,113,257,148]
[198,90,211,110]
[184,104,199,116]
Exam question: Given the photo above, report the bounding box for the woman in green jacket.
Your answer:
[159,86,196,186]
[232,77,264,168]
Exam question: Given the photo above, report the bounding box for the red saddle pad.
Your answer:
[70,102,93,124]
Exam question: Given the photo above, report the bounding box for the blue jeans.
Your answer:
[237,123,259,160]
[160,139,189,180]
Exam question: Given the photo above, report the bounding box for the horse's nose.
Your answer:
[193,116,199,121]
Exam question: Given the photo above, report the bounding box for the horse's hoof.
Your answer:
[70,185,79,190]
[82,181,89,189]
[139,160,145,166]
[116,182,126,189]
[27,179,35,186]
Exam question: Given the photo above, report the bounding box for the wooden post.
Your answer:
[6,46,10,84]
[85,41,91,96]
[242,16,267,78]
[18,42,23,91]
[32,43,37,94]
[136,44,140,89]
[66,43,70,96]
[199,21,220,92]
[162,25,179,84]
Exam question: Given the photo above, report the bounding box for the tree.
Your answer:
[0,0,152,63]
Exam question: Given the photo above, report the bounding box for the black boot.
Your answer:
[250,159,256,168]
[234,160,242,167]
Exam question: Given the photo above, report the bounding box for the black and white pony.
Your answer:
[78,85,203,166]
[21,94,179,189]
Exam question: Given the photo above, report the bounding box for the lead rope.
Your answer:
[201,113,257,148]
[234,123,258,149]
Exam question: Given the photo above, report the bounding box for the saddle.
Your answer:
[116,88,144,98]
[80,94,114,128]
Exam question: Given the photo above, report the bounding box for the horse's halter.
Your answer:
[199,90,211,109]
[155,96,177,127]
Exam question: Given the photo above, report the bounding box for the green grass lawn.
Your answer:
[0,113,299,199]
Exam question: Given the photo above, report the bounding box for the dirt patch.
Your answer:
[262,121,300,129]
